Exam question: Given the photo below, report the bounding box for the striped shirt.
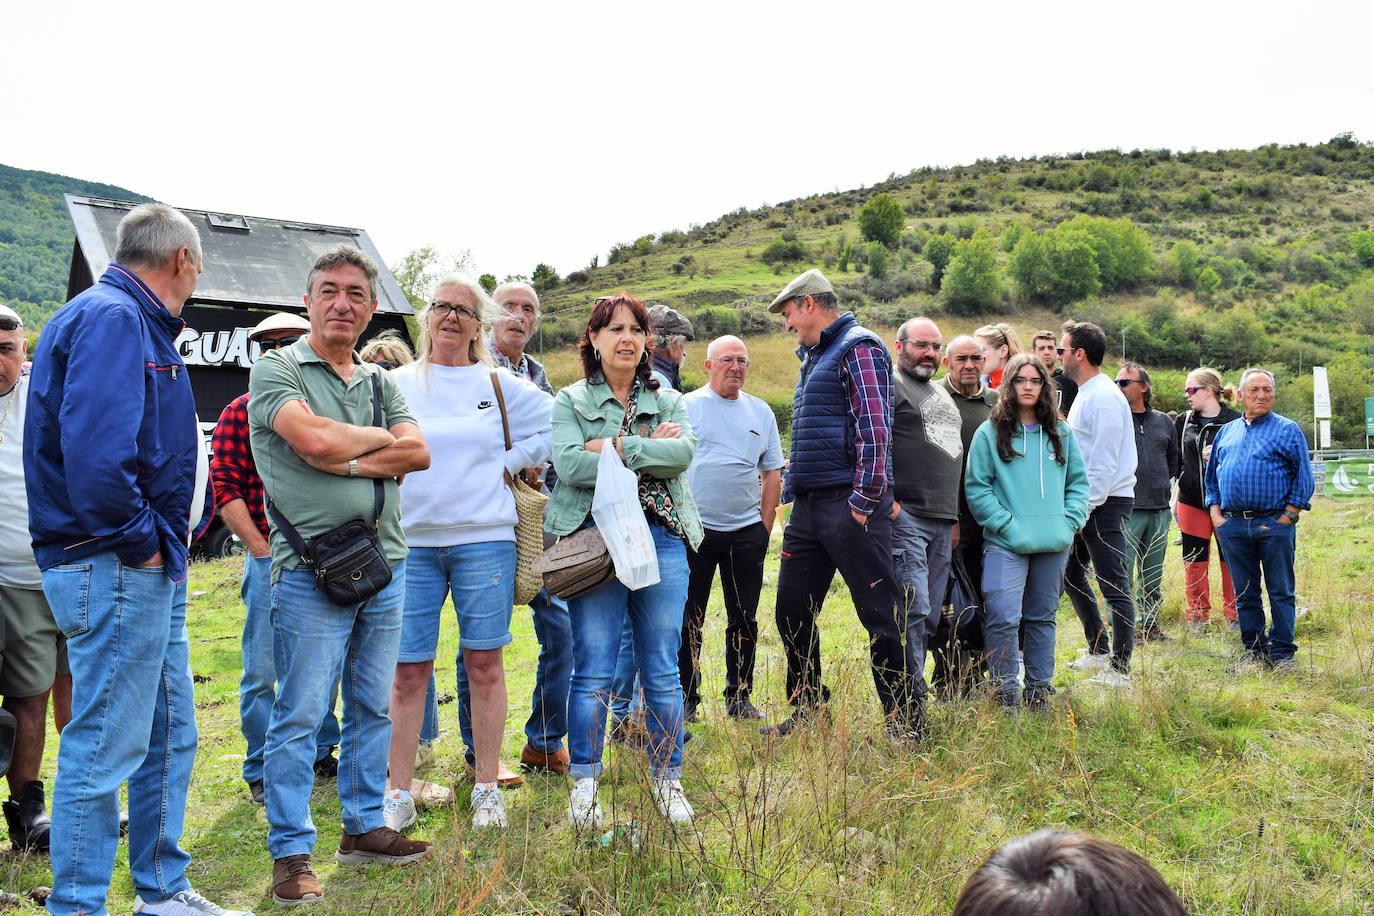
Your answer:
[839,341,894,516]
[1204,410,1314,512]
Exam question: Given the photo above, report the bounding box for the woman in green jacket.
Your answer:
[545,294,702,831]
[965,354,1089,709]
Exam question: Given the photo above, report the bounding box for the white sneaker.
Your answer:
[653,778,695,825]
[1085,668,1131,689]
[133,889,254,915]
[471,786,507,829]
[1068,652,1110,673]
[382,787,417,832]
[414,739,436,773]
[567,777,603,831]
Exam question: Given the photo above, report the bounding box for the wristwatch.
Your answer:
[348,458,359,478]
[1281,508,1300,523]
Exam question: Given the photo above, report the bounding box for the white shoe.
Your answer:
[133,889,254,915]
[653,778,695,825]
[1085,668,1131,689]
[382,787,417,832]
[1068,652,1110,673]
[471,786,507,829]
[567,777,603,831]
[414,739,436,772]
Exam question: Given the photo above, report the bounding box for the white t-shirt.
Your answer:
[684,386,784,531]
[392,362,552,547]
[1066,372,1138,508]
[0,375,41,588]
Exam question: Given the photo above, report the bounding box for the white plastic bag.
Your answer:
[591,442,660,590]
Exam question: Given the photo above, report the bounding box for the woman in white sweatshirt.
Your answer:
[383,276,552,831]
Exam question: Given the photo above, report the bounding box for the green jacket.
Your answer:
[545,377,703,550]
[964,419,1089,555]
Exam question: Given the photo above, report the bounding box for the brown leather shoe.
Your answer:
[462,763,525,788]
[335,826,432,866]
[272,854,323,906]
[519,744,570,775]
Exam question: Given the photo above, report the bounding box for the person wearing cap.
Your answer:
[213,311,341,808]
[761,269,922,741]
[647,303,695,391]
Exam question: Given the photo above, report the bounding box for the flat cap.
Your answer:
[248,311,311,342]
[768,268,834,313]
[0,303,22,328]
[647,303,695,341]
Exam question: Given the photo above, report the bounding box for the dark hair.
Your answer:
[991,354,1066,464]
[577,294,659,391]
[811,291,839,311]
[1121,361,1153,409]
[953,830,1187,916]
[1032,329,1056,346]
[1064,321,1107,366]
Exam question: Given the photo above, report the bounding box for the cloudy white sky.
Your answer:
[4,1,1372,283]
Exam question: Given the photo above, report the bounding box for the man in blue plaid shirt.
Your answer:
[1205,368,1314,670]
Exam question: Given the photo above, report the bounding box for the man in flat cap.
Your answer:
[762,269,923,741]
[647,303,695,391]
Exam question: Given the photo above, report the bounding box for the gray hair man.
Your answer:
[889,318,964,689]
[1206,368,1314,672]
[762,269,922,742]
[679,335,784,723]
[25,205,252,914]
[647,303,695,390]
[248,244,432,904]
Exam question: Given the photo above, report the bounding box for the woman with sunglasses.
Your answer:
[974,323,1022,390]
[965,354,1088,710]
[385,276,553,830]
[1174,368,1241,635]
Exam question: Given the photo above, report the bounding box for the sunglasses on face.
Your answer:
[1184,386,1205,396]
[0,317,21,332]
[1115,379,1141,388]
[257,335,301,351]
[373,359,398,370]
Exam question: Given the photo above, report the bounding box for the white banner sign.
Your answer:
[1313,366,1332,419]
[1320,419,1332,448]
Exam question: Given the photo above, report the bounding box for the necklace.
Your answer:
[0,383,17,444]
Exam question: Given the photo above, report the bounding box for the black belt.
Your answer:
[1222,509,1280,519]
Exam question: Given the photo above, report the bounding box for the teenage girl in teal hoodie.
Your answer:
[965,354,1089,709]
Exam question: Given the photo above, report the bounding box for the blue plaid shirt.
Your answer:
[1204,411,1314,512]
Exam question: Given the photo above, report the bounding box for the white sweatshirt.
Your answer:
[1066,372,1138,508]
[392,362,553,547]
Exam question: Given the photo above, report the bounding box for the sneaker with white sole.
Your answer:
[653,778,694,825]
[133,889,254,915]
[1068,651,1110,673]
[382,787,417,832]
[471,786,507,829]
[567,777,602,831]
[1085,668,1131,689]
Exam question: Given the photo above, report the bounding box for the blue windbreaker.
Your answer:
[24,264,198,582]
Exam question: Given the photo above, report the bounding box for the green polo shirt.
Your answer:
[247,337,416,582]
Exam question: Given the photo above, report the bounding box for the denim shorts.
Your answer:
[399,542,516,660]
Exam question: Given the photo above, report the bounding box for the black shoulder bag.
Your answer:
[267,371,393,606]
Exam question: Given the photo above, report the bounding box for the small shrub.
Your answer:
[866,241,890,280]
[760,237,810,265]
[858,193,905,248]
[687,306,741,337]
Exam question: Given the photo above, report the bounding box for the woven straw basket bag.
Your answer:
[491,371,551,605]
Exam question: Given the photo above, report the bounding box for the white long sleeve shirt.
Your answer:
[392,362,552,546]
[1066,372,1137,509]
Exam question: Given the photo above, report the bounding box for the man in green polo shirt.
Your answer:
[248,245,432,906]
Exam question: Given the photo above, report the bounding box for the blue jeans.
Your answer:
[420,675,439,743]
[524,588,572,754]
[891,508,953,681]
[568,525,688,779]
[239,555,340,784]
[264,562,405,859]
[982,545,1069,706]
[1216,514,1298,661]
[41,551,196,915]
[403,543,516,767]
[609,621,639,721]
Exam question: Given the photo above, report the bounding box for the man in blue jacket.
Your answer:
[25,204,252,916]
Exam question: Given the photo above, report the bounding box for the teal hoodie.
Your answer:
[964,419,1089,555]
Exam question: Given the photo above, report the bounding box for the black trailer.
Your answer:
[64,194,415,557]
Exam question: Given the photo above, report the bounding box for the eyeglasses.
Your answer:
[899,338,940,351]
[1184,386,1206,396]
[1012,375,1045,387]
[0,316,21,332]
[257,335,301,351]
[430,302,478,322]
[712,356,749,367]
[1115,379,1141,388]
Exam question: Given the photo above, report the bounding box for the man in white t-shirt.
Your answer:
[1060,322,1139,687]
[680,336,783,721]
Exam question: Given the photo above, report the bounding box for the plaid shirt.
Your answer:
[1204,410,1314,512]
[838,341,894,516]
[210,392,268,538]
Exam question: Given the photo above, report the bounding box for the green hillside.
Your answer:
[0,163,148,327]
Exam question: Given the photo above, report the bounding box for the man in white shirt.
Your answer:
[1060,322,1138,686]
[680,336,783,721]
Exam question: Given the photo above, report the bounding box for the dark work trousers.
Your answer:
[1065,495,1137,673]
[774,487,915,723]
[679,521,770,711]
[933,532,987,697]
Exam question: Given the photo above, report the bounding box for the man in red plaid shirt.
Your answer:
[211,312,340,805]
